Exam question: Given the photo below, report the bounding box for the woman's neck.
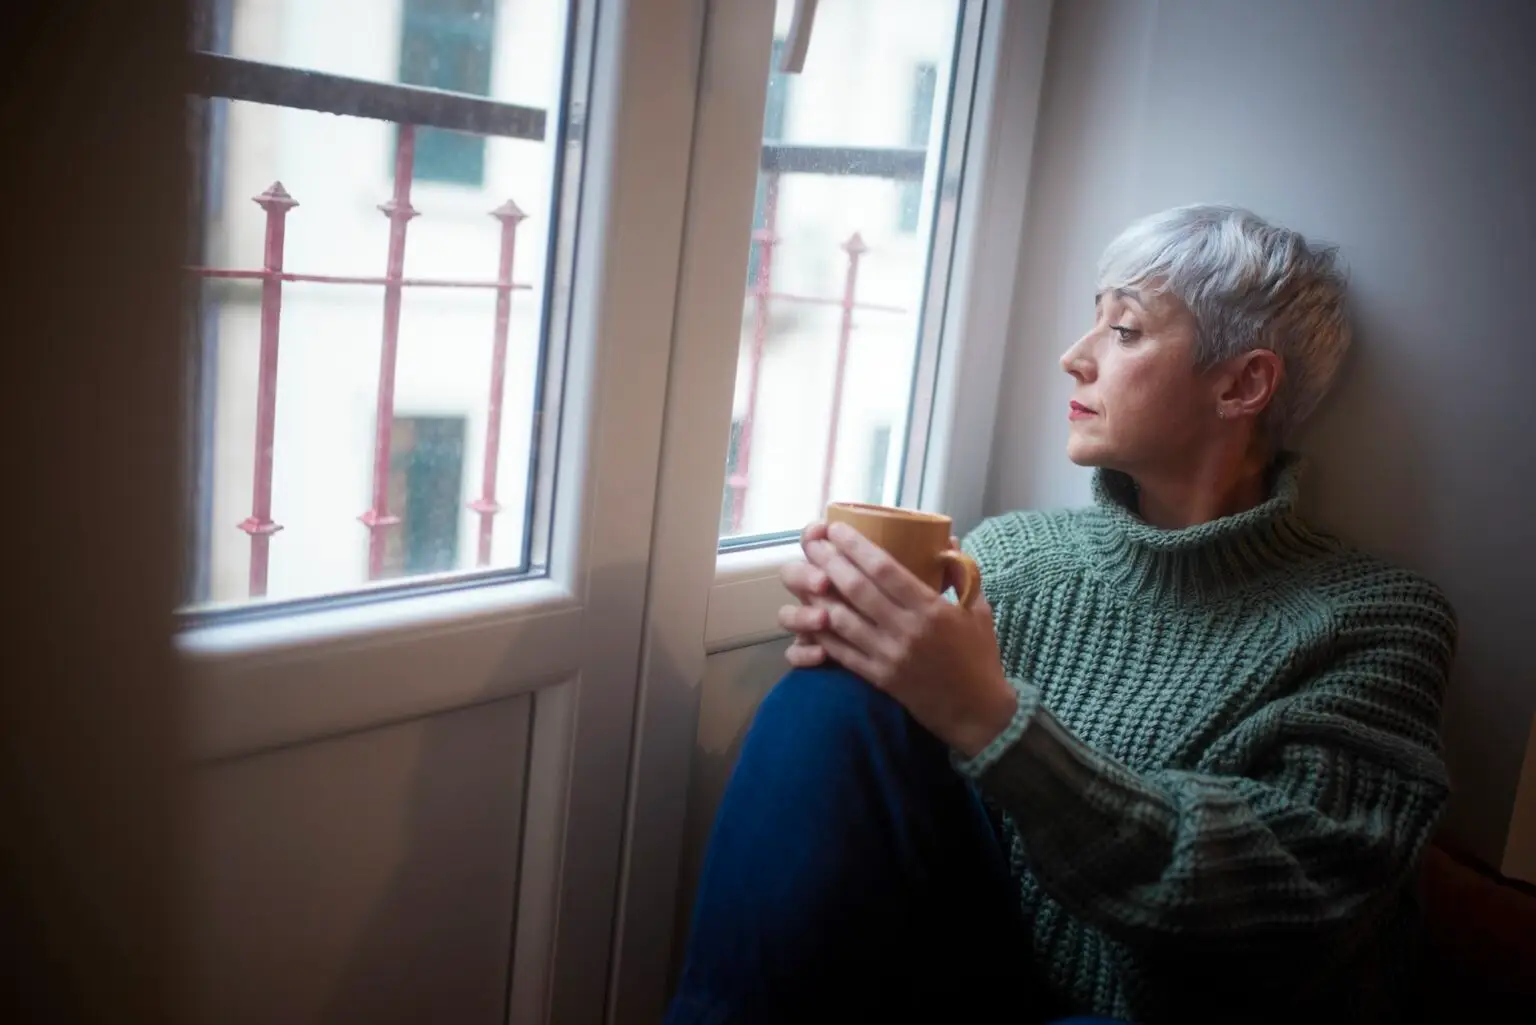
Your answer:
[1130,450,1271,530]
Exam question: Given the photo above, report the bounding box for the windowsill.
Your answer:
[180,576,581,760]
[179,575,574,661]
[705,541,799,653]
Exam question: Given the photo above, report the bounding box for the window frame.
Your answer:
[182,2,719,1020]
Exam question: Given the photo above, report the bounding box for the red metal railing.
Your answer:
[192,142,899,598]
[189,126,533,598]
[231,181,298,597]
[725,170,903,534]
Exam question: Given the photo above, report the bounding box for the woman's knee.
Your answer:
[752,664,904,742]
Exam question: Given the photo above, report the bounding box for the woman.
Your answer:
[667,206,1456,1024]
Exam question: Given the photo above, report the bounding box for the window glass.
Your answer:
[382,416,469,577]
[897,63,938,233]
[210,0,539,102]
[185,0,576,610]
[719,0,965,542]
[398,0,497,184]
[864,424,893,505]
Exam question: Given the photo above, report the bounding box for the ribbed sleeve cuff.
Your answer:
[953,676,1041,778]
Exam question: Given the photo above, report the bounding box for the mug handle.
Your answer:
[938,550,981,607]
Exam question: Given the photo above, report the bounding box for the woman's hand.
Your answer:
[778,522,836,668]
[777,521,1018,757]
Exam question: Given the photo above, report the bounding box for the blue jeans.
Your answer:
[666,665,1125,1025]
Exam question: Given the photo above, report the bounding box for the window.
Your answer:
[897,63,938,233]
[381,416,468,577]
[187,0,578,609]
[397,0,497,185]
[865,424,892,505]
[745,39,791,288]
[720,418,747,535]
[719,0,968,543]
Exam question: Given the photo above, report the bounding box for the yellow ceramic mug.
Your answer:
[824,502,981,607]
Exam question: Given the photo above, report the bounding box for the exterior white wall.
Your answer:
[986,0,1536,864]
[204,0,961,602]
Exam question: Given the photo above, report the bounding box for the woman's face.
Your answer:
[1060,287,1220,473]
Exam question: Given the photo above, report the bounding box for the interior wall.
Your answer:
[2,3,188,1023]
[986,0,1536,864]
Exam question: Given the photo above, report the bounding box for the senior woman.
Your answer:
[665,205,1456,1025]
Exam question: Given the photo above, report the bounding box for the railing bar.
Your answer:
[820,234,867,509]
[187,269,894,308]
[236,183,298,598]
[469,201,527,566]
[186,267,535,290]
[758,291,904,314]
[189,52,547,141]
[760,143,925,180]
[359,127,419,578]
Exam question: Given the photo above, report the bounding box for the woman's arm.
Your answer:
[794,516,1454,955]
[958,600,1454,952]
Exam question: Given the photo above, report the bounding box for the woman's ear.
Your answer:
[1216,350,1283,420]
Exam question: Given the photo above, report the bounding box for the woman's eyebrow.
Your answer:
[1093,288,1146,309]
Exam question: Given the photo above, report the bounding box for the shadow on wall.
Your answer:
[1301,285,1533,864]
[1297,300,1432,560]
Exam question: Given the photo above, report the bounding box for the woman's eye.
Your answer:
[1110,325,1139,343]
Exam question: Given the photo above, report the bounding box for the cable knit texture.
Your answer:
[954,455,1455,1023]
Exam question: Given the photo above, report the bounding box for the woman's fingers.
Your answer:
[818,523,927,620]
[778,603,827,634]
[820,599,890,659]
[784,639,826,668]
[779,559,830,603]
[813,631,882,685]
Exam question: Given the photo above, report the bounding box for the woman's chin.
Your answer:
[1065,436,1109,467]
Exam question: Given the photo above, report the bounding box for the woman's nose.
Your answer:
[1060,334,1094,381]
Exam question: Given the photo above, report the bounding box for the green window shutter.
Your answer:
[397,0,496,186]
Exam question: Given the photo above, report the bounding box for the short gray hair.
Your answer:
[1096,204,1350,443]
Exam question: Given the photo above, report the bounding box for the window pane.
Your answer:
[210,0,532,103]
[719,0,966,542]
[184,0,577,610]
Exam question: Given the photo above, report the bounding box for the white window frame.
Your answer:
[179,2,712,1021]
[607,1,1056,1020]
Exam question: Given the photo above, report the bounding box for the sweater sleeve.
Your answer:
[955,582,1456,952]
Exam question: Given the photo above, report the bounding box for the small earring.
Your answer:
[1217,408,1227,419]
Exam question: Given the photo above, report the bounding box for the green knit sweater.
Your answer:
[955,457,1456,1023]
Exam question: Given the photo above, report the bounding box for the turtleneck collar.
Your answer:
[1080,452,1335,602]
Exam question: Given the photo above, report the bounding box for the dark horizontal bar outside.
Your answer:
[189,52,547,141]
[188,267,536,291]
[761,144,926,181]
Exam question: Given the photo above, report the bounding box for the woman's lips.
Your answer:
[1068,401,1097,421]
